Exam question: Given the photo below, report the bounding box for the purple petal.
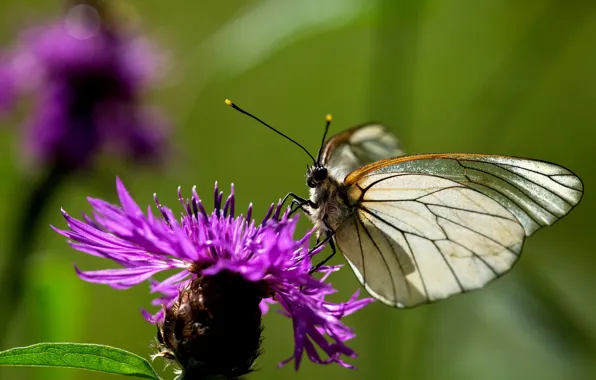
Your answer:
[74,264,172,287]
[150,270,191,294]
[116,178,144,218]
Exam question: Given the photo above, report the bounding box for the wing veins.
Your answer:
[360,199,510,301]
[428,198,519,246]
[360,205,438,241]
[374,222,414,301]
[360,184,465,203]
[362,173,409,193]
[466,160,575,208]
[421,186,522,242]
[437,238,500,276]
[414,185,466,200]
[550,174,583,191]
[424,205,502,279]
[466,182,544,227]
[428,238,465,292]
[454,160,549,226]
[358,207,430,301]
[468,159,573,180]
[436,214,519,257]
[415,175,542,229]
[460,162,564,214]
[354,215,366,287]
[362,198,518,258]
[358,207,431,302]
[402,232,429,302]
[424,203,516,222]
[355,213,399,303]
[507,166,583,193]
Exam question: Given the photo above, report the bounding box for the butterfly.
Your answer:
[225,99,584,308]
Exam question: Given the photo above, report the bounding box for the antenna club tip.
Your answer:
[224,98,233,106]
[326,114,332,122]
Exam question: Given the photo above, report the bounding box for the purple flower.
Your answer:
[53,178,374,371]
[0,3,169,168]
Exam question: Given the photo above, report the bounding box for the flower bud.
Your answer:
[157,271,269,378]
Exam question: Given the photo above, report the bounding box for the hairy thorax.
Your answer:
[307,176,355,232]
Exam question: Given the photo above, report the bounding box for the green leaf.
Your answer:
[0,343,160,379]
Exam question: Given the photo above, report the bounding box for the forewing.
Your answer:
[321,124,404,179]
[337,174,525,307]
[346,154,584,236]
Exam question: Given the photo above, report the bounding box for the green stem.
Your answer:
[0,165,69,346]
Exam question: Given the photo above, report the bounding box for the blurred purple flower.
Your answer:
[54,179,373,370]
[0,4,169,168]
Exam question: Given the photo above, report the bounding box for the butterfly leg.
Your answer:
[294,228,333,267]
[308,217,336,274]
[290,199,311,216]
[308,233,336,274]
[281,192,317,211]
[296,232,335,293]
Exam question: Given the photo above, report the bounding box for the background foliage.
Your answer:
[0,1,594,379]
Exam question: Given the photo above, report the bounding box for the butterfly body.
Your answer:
[307,167,353,232]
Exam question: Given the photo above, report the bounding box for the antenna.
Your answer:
[316,114,332,164]
[225,99,316,163]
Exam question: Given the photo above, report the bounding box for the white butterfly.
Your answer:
[225,100,584,308]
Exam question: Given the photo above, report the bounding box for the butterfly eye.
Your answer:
[313,167,328,182]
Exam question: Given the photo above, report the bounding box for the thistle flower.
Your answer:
[0,2,168,169]
[53,178,374,376]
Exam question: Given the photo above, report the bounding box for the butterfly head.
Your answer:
[307,114,333,188]
[307,165,328,188]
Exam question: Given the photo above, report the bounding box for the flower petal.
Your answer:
[74,264,172,287]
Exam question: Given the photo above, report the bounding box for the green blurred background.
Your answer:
[1,0,595,379]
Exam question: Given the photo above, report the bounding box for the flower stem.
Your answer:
[0,164,69,345]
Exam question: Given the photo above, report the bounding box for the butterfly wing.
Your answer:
[336,153,583,307]
[319,124,404,179]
